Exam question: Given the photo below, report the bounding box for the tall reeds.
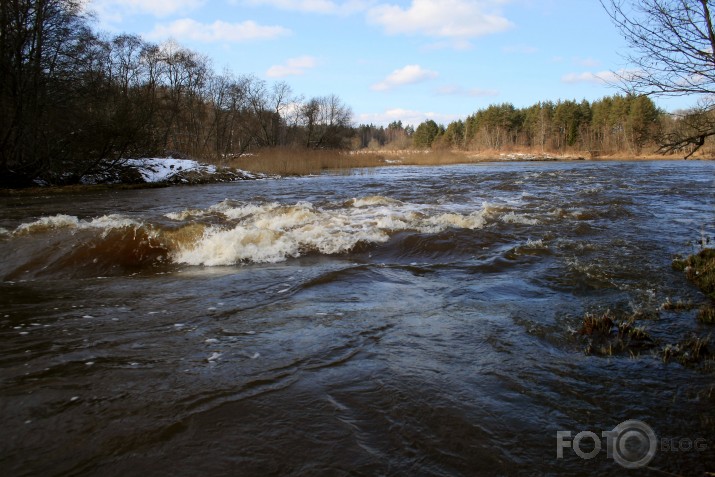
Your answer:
[223,148,492,175]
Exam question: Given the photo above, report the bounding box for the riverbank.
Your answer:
[226,147,702,175]
[1,150,706,195]
[0,158,270,196]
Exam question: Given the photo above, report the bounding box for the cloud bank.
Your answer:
[148,18,291,42]
[267,56,319,77]
[372,64,438,91]
[367,0,513,38]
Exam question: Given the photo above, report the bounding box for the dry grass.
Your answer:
[698,304,715,324]
[223,148,488,175]
[215,140,715,176]
[661,334,712,365]
[225,148,384,175]
[223,148,578,176]
[673,248,715,300]
[579,310,656,357]
[222,147,701,177]
[673,248,715,324]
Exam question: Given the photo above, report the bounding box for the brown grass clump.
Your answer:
[698,304,715,324]
[579,310,656,357]
[661,334,712,365]
[223,148,514,176]
[214,146,692,177]
[673,248,715,300]
[225,148,386,175]
[660,298,698,311]
[580,311,615,336]
[673,248,715,324]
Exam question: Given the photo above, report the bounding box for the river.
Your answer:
[1,160,714,476]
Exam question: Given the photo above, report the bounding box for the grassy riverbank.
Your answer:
[1,148,704,194]
[226,147,697,176]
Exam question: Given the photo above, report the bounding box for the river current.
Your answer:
[1,161,714,476]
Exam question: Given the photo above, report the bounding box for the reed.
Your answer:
[673,248,715,299]
[225,148,384,175]
[221,148,499,175]
[579,309,656,356]
[215,146,692,177]
[661,334,712,365]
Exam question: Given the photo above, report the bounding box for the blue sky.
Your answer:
[87,0,697,127]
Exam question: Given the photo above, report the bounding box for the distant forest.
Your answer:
[359,94,665,156]
[0,0,701,186]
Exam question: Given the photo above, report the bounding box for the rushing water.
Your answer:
[1,161,714,476]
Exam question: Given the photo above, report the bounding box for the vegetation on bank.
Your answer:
[674,248,715,324]
[575,246,715,366]
[3,1,714,188]
[577,306,713,367]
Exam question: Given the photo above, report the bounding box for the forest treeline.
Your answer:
[361,94,666,156]
[0,0,701,187]
[1,0,353,186]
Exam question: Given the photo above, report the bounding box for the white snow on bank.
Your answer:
[125,158,216,183]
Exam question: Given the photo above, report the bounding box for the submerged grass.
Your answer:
[661,334,712,365]
[573,247,715,367]
[673,248,715,324]
[579,310,656,357]
[660,298,698,311]
[698,305,715,324]
[673,248,715,299]
[577,308,714,366]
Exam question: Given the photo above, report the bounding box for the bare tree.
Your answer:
[300,94,353,148]
[601,0,715,157]
[0,0,89,184]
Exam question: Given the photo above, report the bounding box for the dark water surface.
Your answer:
[1,161,714,476]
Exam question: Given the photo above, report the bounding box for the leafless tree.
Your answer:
[601,0,715,157]
[300,95,353,148]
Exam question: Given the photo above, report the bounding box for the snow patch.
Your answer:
[125,158,216,183]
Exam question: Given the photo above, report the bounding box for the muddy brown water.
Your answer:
[1,161,714,476]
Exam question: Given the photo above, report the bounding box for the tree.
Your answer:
[626,95,661,153]
[300,94,353,149]
[441,120,465,149]
[413,120,441,148]
[601,0,715,157]
[0,0,90,185]
[467,103,522,150]
[523,102,553,151]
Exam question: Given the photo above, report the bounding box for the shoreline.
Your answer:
[1,154,709,196]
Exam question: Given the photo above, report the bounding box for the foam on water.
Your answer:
[13,214,142,235]
[500,211,540,225]
[172,197,499,266]
[14,214,80,234]
[6,197,542,268]
[347,196,405,208]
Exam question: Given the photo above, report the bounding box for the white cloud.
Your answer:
[89,0,204,19]
[358,108,460,127]
[148,18,291,42]
[267,56,318,77]
[436,84,499,97]
[561,70,619,85]
[367,0,513,39]
[372,64,438,91]
[240,0,372,14]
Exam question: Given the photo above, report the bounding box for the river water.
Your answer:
[1,161,714,476]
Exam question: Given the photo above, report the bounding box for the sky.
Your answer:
[86,0,699,127]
